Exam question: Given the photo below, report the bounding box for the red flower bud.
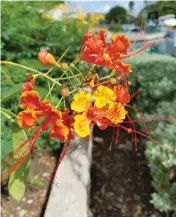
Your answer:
[21,73,36,92]
[38,50,56,66]
[61,88,70,97]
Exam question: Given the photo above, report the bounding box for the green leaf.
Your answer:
[1,83,22,102]
[8,125,30,200]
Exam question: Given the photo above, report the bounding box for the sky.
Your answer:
[68,1,155,15]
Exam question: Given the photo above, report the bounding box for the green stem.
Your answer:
[45,82,55,100]
[0,109,13,120]
[73,66,85,81]
[59,72,81,80]
[1,61,62,87]
[89,64,96,72]
[99,75,112,81]
[55,97,63,109]
[1,107,17,118]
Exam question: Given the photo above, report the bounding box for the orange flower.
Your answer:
[80,29,155,76]
[109,62,132,76]
[21,73,36,92]
[18,90,69,142]
[113,85,130,105]
[80,29,108,66]
[18,109,38,129]
[108,34,131,56]
[20,91,40,109]
[50,121,69,142]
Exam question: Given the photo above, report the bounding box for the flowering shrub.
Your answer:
[0,29,174,201]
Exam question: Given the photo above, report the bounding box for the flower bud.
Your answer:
[128,81,132,86]
[110,78,116,84]
[61,88,70,97]
[38,50,56,66]
[70,63,75,68]
[61,63,68,70]
[21,73,36,92]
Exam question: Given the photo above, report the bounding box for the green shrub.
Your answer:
[1,2,88,62]
[109,23,123,32]
[128,53,176,212]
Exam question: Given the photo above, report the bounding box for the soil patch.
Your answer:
[90,126,164,217]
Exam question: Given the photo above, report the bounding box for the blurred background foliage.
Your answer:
[1,1,89,155]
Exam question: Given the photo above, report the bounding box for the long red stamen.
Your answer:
[126,104,150,135]
[115,126,119,144]
[119,124,174,152]
[127,115,137,151]
[130,89,140,100]
[49,140,70,183]
[121,41,156,60]
[117,66,128,88]
[109,127,116,151]
[128,10,144,52]
[122,116,174,124]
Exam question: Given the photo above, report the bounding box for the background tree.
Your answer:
[129,1,134,11]
[105,5,127,24]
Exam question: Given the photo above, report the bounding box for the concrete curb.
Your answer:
[44,132,93,217]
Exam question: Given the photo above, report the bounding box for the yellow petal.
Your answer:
[73,114,90,137]
[105,102,127,124]
[93,86,116,108]
[71,91,91,112]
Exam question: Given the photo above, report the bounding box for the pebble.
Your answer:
[93,137,104,144]
[19,210,26,217]
[17,206,21,210]
[42,172,49,177]
[22,197,26,202]
[27,199,33,204]
[34,175,39,179]
[117,196,123,203]
[106,192,115,198]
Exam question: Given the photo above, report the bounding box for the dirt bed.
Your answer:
[90,127,165,217]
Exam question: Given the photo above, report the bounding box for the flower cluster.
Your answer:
[71,85,129,137]
[2,28,169,184]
